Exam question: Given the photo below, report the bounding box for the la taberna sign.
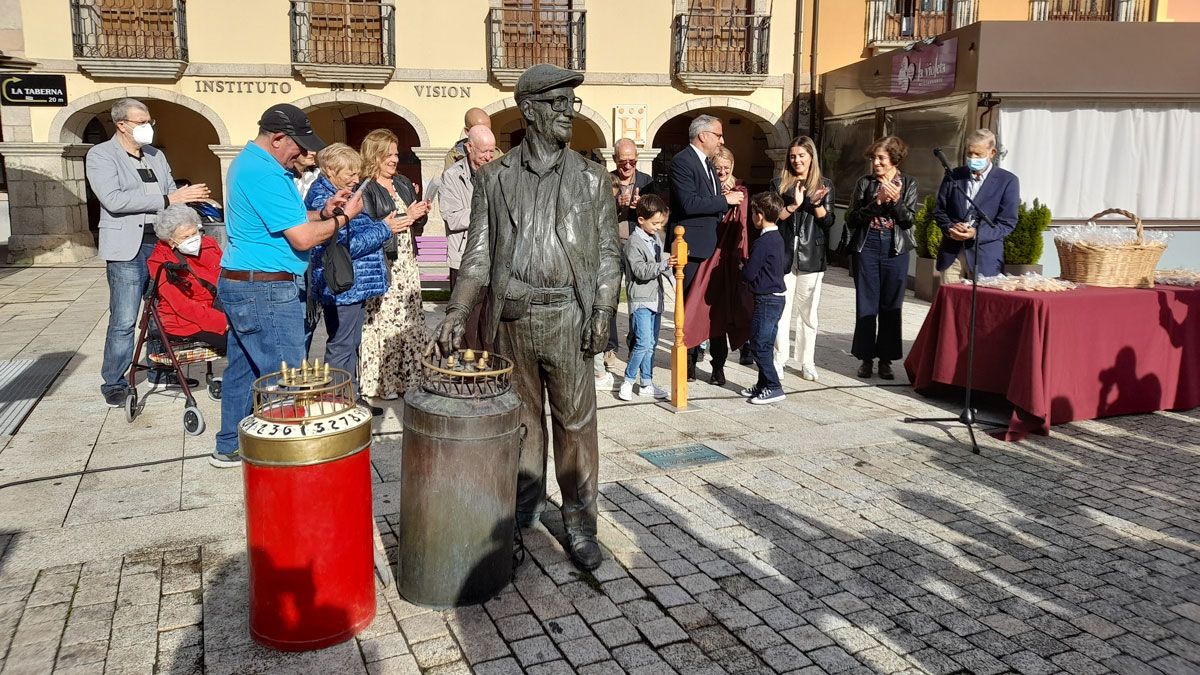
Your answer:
[2,74,68,106]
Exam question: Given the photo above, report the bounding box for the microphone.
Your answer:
[932,147,953,173]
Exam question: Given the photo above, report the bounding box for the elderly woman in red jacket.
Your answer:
[147,204,227,351]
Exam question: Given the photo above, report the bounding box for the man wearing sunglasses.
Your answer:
[88,98,212,409]
[437,64,621,571]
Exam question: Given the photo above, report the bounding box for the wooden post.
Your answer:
[670,225,688,410]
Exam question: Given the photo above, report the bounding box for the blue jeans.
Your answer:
[215,276,307,456]
[751,295,786,392]
[101,241,156,396]
[852,228,909,362]
[624,308,661,384]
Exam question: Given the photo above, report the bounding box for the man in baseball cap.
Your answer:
[257,103,326,154]
[208,103,359,468]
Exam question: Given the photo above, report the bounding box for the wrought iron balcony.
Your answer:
[289,0,396,84]
[672,11,771,91]
[487,7,586,86]
[1031,0,1152,21]
[70,0,188,80]
[867,0,955,46]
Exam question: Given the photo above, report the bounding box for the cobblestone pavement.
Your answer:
[1,264,1198,674]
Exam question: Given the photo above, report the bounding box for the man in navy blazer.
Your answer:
[933,128,1020,281]
[669,114,744,378]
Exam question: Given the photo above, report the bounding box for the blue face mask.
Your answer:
[966,156,990,173]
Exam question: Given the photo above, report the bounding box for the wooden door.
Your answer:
[685,0,753,73]
[96,0,178,59]
[501,0,571,68]
[309,0,385,65]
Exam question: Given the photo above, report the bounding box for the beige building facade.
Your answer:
[0,0,805,264]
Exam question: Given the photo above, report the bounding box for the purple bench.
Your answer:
[415,235,450,291]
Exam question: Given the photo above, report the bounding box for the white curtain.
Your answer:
[997,100,1200,222]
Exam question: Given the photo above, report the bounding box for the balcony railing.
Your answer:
[487,7,586,84]
[673,12,770,77]
[290,0,394,67]
[70,0,187,61]
[868,1,955,45]
[1031,0,1151,21]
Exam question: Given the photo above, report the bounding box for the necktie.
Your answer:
[705,159,718,196]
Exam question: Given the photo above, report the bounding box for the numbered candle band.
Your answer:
[237,406,372,467]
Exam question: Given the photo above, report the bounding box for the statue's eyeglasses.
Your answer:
[529,95,583,113]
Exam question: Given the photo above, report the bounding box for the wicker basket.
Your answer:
[1054,208,1166,288]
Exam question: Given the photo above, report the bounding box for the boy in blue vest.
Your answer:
[741,191,788,404]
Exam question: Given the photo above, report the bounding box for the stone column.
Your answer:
[0,142,98,264]
[635,148,662,181]
[412,147,451,236]
[207,144,244,214]
[765,148,788,178]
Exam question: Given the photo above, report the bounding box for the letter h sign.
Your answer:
[613,104,648,146]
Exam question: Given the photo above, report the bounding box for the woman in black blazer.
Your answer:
[357,129,430,401]
[844,135,919,380]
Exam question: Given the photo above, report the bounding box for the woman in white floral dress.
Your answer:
[358,129,430,400]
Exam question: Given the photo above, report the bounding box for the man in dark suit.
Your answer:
[436,64,621,571]
[933,128,1020,281]
[669,114,744,379]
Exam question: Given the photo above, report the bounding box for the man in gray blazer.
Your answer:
[86,98,209,407]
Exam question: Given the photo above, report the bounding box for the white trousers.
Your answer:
[774,271,824,372]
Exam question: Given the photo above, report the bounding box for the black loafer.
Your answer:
[709,368,726,386]
[857,360,873,379]
[878,361,895,380]
[568,535,602,571]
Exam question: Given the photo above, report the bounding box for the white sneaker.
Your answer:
[801,365,819,381]
[639,383,669,399]
[381,391,399,401]
[740,385,760,398]
[617,381,634,401]
[595,371,614,391]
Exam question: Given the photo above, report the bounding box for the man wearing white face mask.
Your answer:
[87,98,211,407]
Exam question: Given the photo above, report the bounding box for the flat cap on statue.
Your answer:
[515,64,584,101]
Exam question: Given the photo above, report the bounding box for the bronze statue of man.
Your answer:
[436,64,621,570]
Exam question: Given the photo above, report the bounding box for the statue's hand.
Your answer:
[436,307,467,356]
[581,308,611,358]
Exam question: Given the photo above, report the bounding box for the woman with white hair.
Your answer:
[146,204,227,352]
[304,142,406,416]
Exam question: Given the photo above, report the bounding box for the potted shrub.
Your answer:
[1004,198,1051,275]
[912,195,942,300]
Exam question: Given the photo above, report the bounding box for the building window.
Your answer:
[867,0,955,45]
[70,0,187,61]
[1031,0,1151,21]
[487,0,586,84]
[671,0,770,90]
[290,0,394,67]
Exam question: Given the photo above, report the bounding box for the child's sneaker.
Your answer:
[639,383,669,399]
[739,384,761,398]
[617,380,635,401]
[750,388,785,405]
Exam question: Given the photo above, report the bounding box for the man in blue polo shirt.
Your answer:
[211,103,363,467]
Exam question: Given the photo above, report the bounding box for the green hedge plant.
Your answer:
[1004,198,1052,265]
[913,195,941,259]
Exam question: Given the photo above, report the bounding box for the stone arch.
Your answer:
[51,86,230,144]
[483,97,613,150]
[645,97,790,150]
[290,92,430,147]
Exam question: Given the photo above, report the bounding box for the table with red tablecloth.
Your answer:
[904,283,1200,440]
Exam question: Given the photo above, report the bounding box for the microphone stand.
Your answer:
[903,150,1006,454]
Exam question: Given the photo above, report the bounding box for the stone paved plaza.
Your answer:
[1,264,1198,674]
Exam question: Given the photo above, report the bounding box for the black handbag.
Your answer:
[323,215,354,295]
[169,249,223,312]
